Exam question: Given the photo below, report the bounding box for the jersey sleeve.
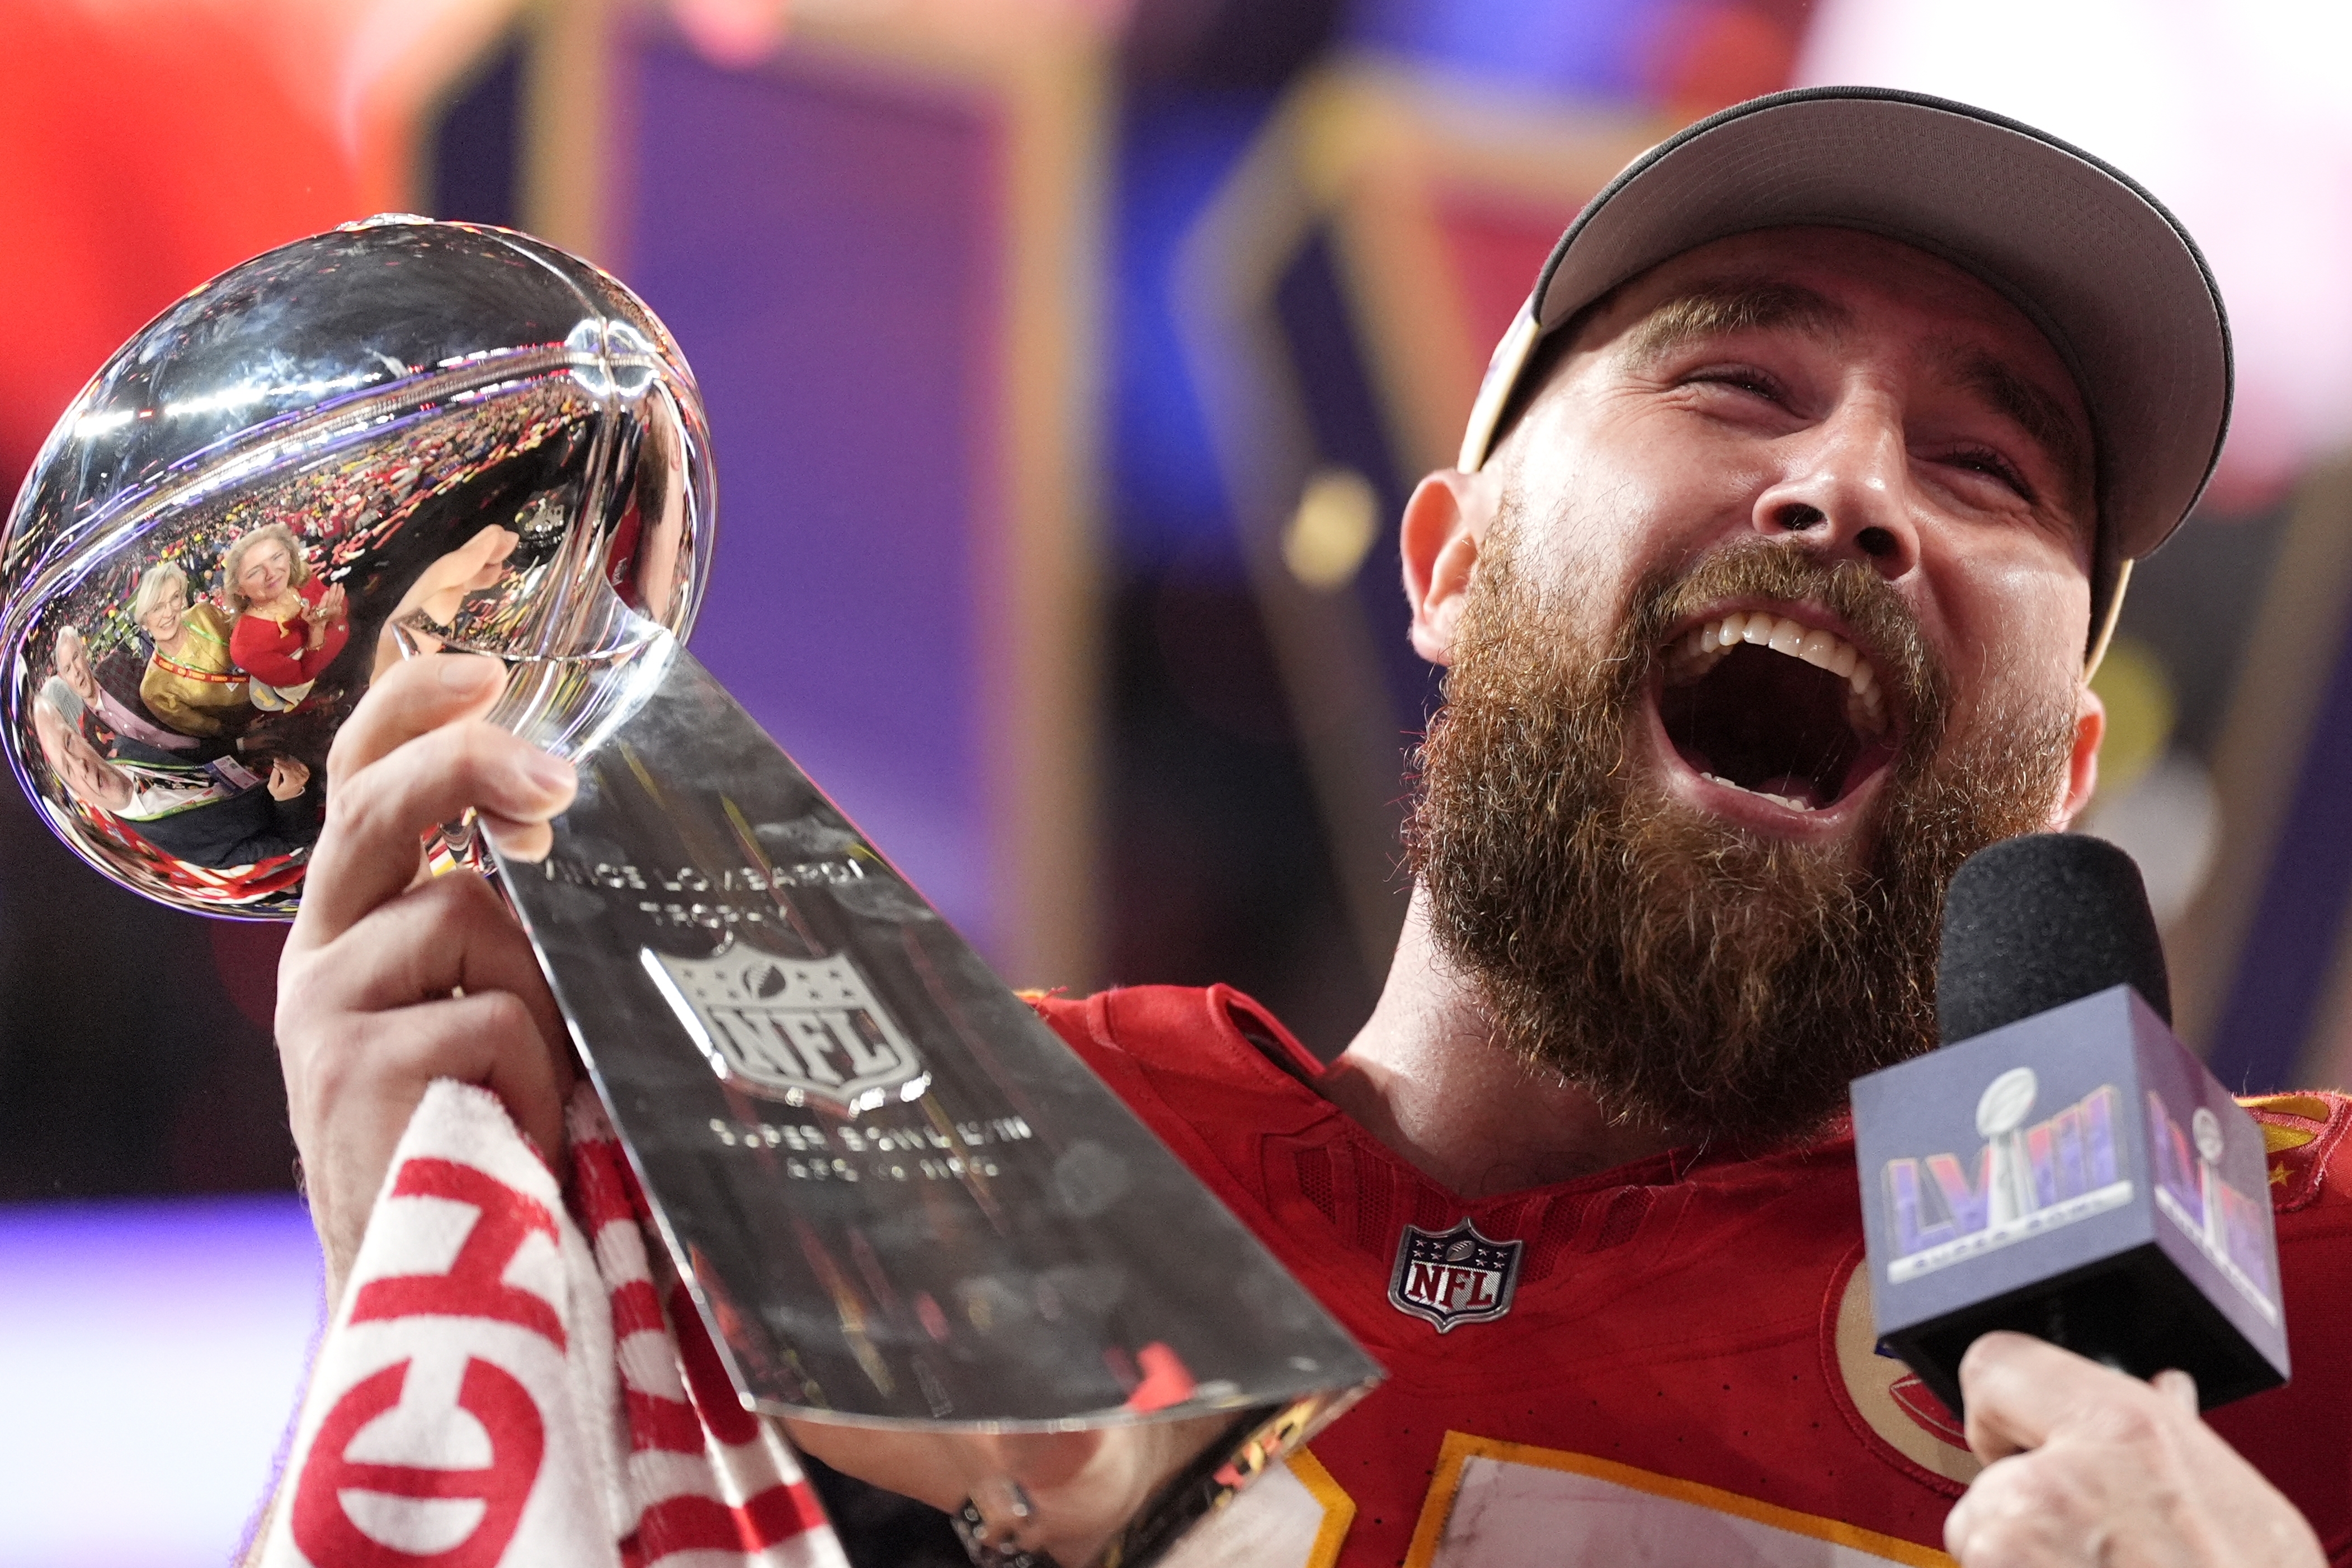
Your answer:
[2208,1092,2352,1560]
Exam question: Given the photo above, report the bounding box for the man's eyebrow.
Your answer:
[1620,281,1850,363]
[1949,347,2090,497]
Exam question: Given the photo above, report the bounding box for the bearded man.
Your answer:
[268,90,2352,1565]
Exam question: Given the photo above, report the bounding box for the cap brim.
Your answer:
[1459,87,2231,566]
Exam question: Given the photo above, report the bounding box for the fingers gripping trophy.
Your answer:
[1,217,1377,1566]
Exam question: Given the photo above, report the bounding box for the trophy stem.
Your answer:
[492,643,1378,1433]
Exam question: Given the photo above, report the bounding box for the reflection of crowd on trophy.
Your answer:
[30,520,344,884]
[32,670,316,873]
[308,384,587,577]
[23,384,585,896]
[205,382,585,583]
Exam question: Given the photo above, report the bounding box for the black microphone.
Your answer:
[1935,832,2173,1043]
[1850,834,2288,1417]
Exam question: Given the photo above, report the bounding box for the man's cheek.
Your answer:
[1952,558,2088,674]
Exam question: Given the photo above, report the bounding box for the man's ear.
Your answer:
[1402,469,1490,666]
[2052,682,2106,829]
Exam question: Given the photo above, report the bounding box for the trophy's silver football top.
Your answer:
[0,214,709,915]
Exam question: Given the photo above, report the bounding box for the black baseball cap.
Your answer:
[1455,86,2232,668]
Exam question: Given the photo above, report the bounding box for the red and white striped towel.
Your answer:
[260,1079,846,1567]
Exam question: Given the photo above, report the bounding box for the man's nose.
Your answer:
[1747,400,1920,579]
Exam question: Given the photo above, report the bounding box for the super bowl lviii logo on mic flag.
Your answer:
[1872,1061,2277,1326]
[1851,985,2291,1413]
[1879,1066,2134,1283]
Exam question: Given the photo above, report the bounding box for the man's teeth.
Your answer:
[1673,610,1887,734]
[1698,772,1816,812]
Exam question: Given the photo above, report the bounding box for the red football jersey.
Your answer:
[1036,985,2352,1568]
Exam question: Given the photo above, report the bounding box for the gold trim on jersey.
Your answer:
[1288,1446,1355,1568]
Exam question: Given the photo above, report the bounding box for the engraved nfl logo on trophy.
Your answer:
[643,944,928,1113]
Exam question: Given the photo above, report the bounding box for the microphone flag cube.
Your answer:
[1850,984,2288,1416]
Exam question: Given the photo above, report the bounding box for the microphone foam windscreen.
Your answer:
[1937,833,2172,1044]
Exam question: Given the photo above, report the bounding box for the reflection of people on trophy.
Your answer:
[224,522,349,710]
[132,562,252,737]
[31,677,320,869]
[53,623,201,755]
[370,522,520,678]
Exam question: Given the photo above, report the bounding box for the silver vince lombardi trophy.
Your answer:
[0,216,1379,1566]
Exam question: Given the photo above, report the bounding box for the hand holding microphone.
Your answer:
[1941,1333,2320,1567]
[1852,833,2287,1415]
[1851,834,2321,1566]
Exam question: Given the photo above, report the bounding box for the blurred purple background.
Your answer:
[8,1,2352,1559]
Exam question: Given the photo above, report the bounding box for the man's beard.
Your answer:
[1406,521,2081,1147]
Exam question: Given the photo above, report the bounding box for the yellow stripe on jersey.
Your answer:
[1288,1446,1356,1568]
[1153,1442,1356,1567]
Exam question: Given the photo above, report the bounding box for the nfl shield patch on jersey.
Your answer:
[1390,1219,1522,1332]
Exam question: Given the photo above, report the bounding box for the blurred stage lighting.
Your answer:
[0,1197,321,1568]
[1284,467,1382,592]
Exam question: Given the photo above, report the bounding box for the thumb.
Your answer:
[2153,1369,2199,1415]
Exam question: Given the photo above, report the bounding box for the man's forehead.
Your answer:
[1617,278,1849,363]
[1571,230,2095,495]
[1597,233,2063,366]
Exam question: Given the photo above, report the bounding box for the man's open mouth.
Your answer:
[1656,608,1899,813]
